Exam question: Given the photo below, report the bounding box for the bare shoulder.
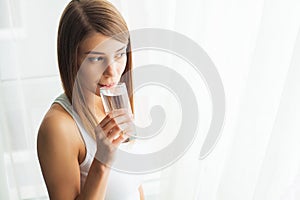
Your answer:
[37,103,82,153]
[37,103,81,158]
[37,103,83,198]
[39,103,75,135]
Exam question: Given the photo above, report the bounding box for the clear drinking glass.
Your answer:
[100,82,135,141]
[100,82,132,114]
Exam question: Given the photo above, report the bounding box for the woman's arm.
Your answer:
[37,111,110,200]
[37,108,132,200]
[139,185,145,200]
[76,159,110,200]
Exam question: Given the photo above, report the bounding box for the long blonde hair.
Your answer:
[57,0,133,139]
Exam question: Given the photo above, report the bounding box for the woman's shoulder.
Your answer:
[37,103,81,151]
[40,103,75,133]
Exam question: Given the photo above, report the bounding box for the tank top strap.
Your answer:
[53,93,97,154]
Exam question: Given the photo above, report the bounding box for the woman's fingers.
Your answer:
[106,122,133,140]
[106,125,122,141]
[111,125,134,144]
[113,133,129,145]
[94,110,134,165]
[99,109,129,127]
[102,114,132,134]
[96,109,134,146]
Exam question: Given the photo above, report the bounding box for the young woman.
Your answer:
[37,0,144,199]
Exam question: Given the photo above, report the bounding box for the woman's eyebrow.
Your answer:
[84,46,126,55]
[115,46,126,52]
[84,51,105,55]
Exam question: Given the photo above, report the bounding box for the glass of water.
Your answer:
[100,82,135,141]
[100,82,132,114]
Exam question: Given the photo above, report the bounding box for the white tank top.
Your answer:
[53,93,142,200]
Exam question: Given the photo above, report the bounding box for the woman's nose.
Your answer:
[102,61,117,77]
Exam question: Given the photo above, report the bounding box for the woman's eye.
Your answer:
[88,57,104,62]
[115,52,126,59]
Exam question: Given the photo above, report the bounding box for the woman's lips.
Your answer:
[98,83,116,88]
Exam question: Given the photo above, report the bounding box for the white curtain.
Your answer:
[1,0,300,200]
[0,0,67,199]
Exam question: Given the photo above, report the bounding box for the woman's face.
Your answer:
[77,33,128,96]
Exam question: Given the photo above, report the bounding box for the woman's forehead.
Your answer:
[79,33,127,54]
